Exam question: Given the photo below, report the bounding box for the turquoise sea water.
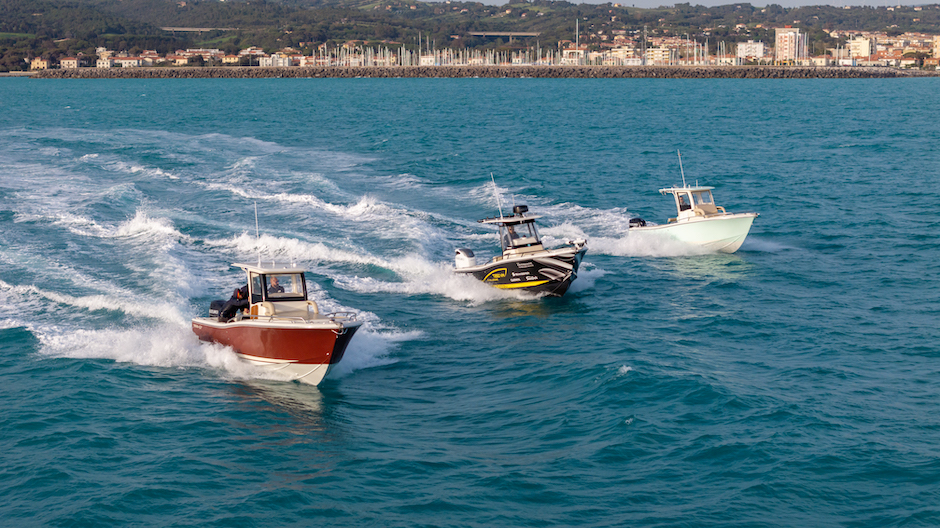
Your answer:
[1,77,939,526]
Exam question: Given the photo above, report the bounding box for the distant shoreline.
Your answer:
[31,65,940,80]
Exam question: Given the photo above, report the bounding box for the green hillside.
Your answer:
[2,0,938,71]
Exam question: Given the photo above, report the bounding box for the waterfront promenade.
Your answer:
[32,65,939,80]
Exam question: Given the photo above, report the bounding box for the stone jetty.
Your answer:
[33,65,939,80]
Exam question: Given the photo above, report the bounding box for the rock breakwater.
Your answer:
[34,65,938,80]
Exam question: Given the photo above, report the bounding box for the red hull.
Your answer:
[191,318,359,365]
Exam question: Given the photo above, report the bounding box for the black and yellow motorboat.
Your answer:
[454,205,587,297]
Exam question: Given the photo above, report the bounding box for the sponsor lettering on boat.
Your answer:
[484,268,508,282]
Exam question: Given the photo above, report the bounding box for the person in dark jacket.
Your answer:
[219,284,249,322]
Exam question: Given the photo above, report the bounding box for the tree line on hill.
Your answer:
[2,0,938,71]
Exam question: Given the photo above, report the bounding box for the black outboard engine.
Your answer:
[513,204,528,216]
[209,300,226,318]
[629,217,647,228]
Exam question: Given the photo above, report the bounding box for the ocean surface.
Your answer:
[1,76,939,527]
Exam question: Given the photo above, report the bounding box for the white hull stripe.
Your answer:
[533,257,573,271]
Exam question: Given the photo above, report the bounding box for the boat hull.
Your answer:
[632,213,757,253]
[456,246,587,296]
[191,318,360,385]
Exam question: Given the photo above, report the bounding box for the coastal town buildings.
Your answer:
[31,27,940,72]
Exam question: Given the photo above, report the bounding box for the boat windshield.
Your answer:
[499,221,540,251]
[692,190,714,205]
[250,273,264,304]
[677,193,692,211]
[265,273,306,301]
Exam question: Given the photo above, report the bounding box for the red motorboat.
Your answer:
[192,263,361,385]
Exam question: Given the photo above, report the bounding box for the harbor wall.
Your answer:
[33,65,938,80]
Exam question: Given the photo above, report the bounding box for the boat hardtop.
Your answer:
[226,262,356,323]
[477,205,548,257]
[657,185,732,223]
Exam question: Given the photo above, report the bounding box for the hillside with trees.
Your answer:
[2,0,939,71]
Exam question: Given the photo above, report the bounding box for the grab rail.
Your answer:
[325,311,358,322]
[239,312,358,324]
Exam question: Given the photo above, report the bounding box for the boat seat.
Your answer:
[257,300,320,319]
[694,203,720,216]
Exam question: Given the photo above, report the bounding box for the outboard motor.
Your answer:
[209,300,226,318]
[513,204,528,216]
[455,248,476,269]
[629,217,647,228]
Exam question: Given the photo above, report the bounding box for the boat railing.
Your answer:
[324,311,357,322]
[244,314,309,324]
[242,311,358,324]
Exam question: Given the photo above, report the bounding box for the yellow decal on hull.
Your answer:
[494,280,550,289]
[483,268,508,282]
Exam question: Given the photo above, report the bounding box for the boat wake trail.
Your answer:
[737,237,795,253]
[35,320,404,384]
[540,219,713,258]
[331,261,538,304]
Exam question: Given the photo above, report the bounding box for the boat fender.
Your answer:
[629,217,647,228]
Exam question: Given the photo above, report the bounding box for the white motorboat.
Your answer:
[629,153,758,253]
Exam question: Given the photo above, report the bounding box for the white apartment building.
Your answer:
[774,27,807,62]
[934,35,940,59]
[560,48,587,65]
[259,55,292,67]
[848,37,875,58]
[736,40,764,60]
[644,47,673,65]
[114,57,141,68]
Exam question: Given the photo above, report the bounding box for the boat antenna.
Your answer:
[677,149,687,188]
[254,201,261,266]
[491,173,504,218]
